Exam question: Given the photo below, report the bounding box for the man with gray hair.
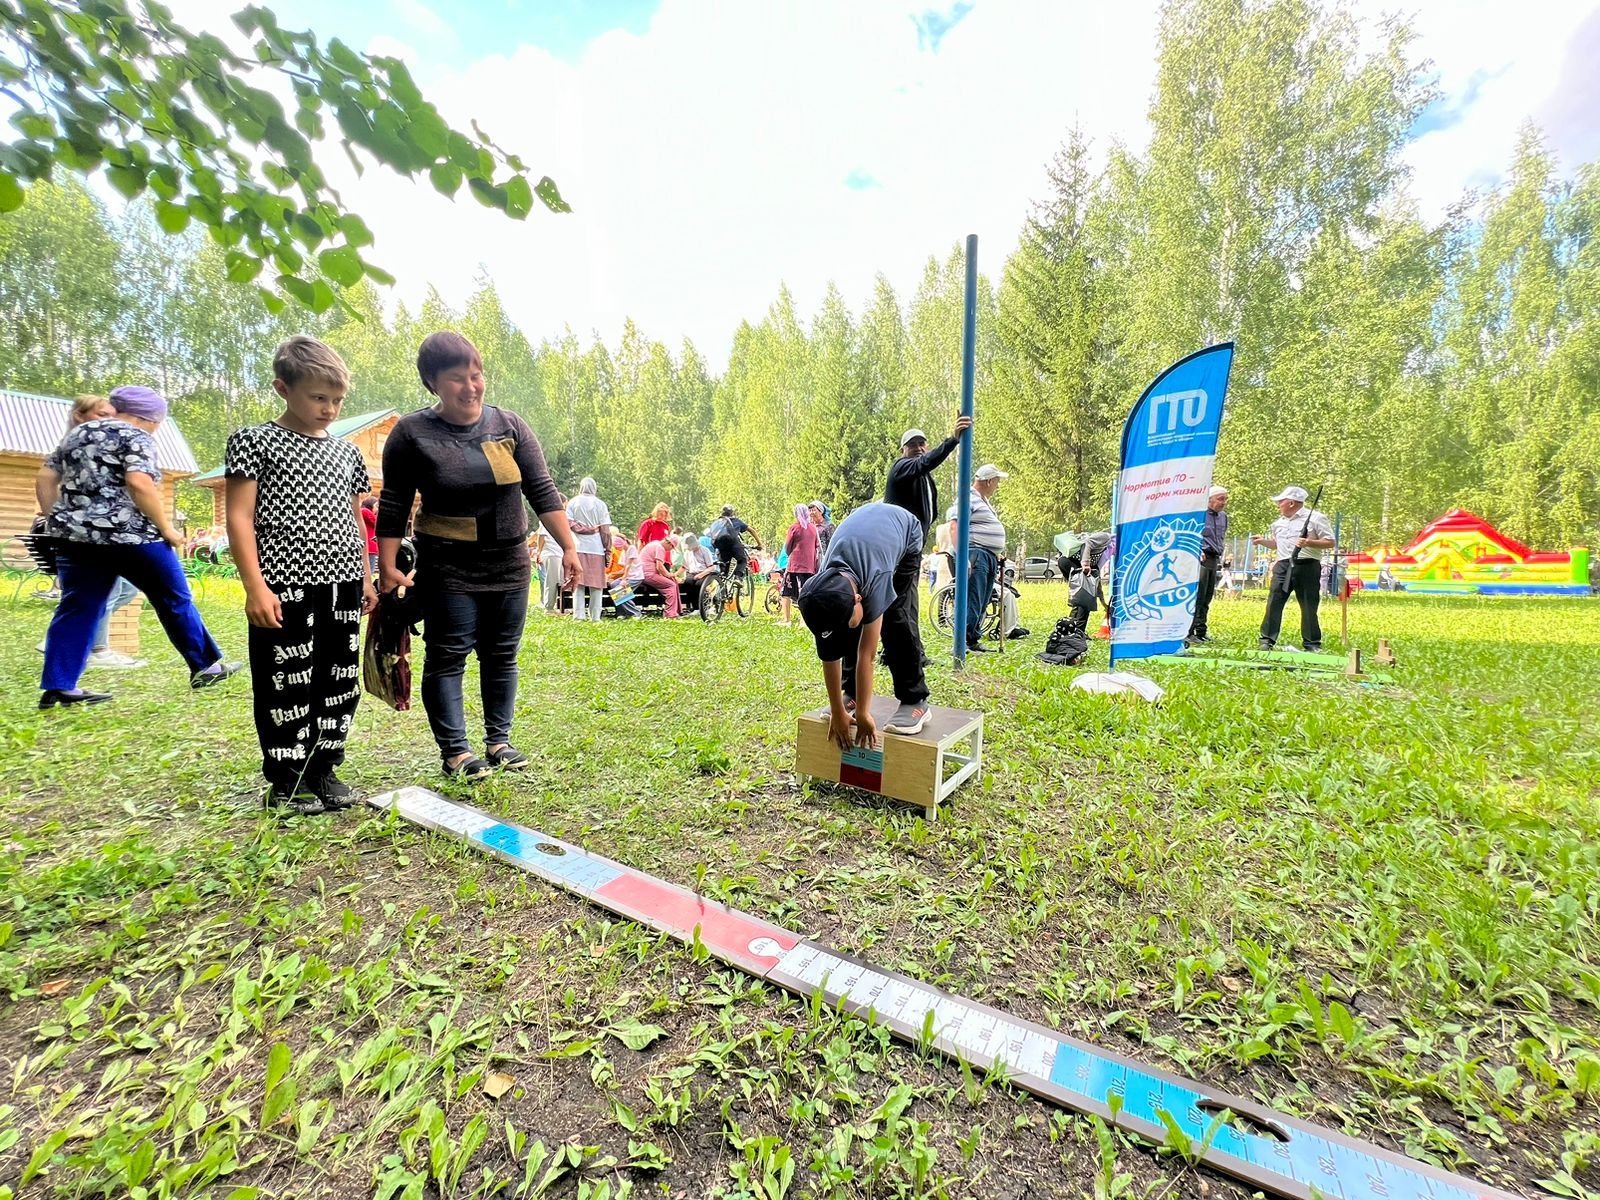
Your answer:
[1184,484,1230,645]
[945,463,1009,654]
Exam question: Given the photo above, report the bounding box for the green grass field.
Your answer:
[0,579,1596,1200]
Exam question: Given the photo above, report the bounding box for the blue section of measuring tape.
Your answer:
[1045,1040,1478,1200]
[476,823,625,892]
[841,746,884,771]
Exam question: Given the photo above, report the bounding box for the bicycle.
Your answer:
[698,554,757,622]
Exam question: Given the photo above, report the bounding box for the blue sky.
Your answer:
[261,0,661,66]
[170,0,1600,367]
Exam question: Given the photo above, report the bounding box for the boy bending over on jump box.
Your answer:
[798,502,930,748]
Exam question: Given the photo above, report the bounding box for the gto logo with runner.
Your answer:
[1115,519,1203,623]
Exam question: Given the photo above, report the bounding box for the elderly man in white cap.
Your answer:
[1184,484,1230,645]
[1251,485,1336,651]
[944,462,1010,653]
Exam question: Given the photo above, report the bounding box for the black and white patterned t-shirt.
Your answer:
[225,422,370,586]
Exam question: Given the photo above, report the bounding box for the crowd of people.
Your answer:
[28,324,1336,813]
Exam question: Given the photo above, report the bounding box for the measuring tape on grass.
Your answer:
[368,787,1521,1200]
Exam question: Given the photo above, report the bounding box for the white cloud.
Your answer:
[1396,0,1596,215]
[163,0,1599,366]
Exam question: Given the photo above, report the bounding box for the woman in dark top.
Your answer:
[377,332,578,780]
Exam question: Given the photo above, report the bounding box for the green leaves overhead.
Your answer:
[0,0,569,313]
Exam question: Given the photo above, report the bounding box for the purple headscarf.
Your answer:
[110,385,168,422]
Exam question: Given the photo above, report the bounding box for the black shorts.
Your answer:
[781,570,812,599]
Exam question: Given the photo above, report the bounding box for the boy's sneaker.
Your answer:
[312,774,357,809]
[191,660,244,690]
[86,649,146,669]
[265,785,325,817]
[885,702,929,736]
[1258,638,1274,651]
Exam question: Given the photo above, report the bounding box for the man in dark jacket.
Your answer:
[883,415,971,642]
[884,415,973,537]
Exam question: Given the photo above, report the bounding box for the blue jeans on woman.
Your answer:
[420,587,528,759]
[43,542,222,691]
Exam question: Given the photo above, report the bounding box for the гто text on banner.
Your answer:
[1110,344,1234,666]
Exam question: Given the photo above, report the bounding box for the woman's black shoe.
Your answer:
[39,688,113,709]
[485,745,529,769]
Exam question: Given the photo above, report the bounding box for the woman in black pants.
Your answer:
[377,332,578,780]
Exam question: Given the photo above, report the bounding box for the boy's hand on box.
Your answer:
[245,585,283,629]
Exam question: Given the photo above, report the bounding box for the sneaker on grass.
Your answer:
[313,774,357,809]
[266,786,325,817]
[86,649,146,669]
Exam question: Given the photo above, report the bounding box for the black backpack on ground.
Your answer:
[1038,617,1089,666]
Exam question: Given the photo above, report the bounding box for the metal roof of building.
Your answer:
[190,408,397,483]
[0,388,200,474]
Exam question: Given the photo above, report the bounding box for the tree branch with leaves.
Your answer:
[0,0,567,314]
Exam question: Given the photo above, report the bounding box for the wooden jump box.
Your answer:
[795,696,984,821]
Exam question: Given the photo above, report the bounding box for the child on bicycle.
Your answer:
[797,502,931,745]
[225,335,377,816]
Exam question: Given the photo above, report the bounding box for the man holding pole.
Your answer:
[1252,485,1335,652]
[1184,485,1230,645]
[885,415,973,654]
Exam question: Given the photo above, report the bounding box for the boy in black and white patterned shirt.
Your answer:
[225,336,377,815]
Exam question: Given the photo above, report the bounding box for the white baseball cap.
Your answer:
[1272,486,1308,503]
[1209,485,1230,498]
[900,428,928,447]
[975,464,1008,481]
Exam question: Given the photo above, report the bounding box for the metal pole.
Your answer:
[952,235,978,668]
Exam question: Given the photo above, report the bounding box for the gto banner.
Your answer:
[1109,343,1234,665]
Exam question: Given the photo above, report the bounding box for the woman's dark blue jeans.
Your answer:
[420,587,528,759]
[44,542,221,691]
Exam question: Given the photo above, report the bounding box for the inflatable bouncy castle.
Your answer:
[1347,510,1590,596]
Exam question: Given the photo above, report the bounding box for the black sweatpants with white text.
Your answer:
[247,578,364,788]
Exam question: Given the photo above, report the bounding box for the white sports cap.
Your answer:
[1209,485,1230,498]
[975,464,1008,481]
[900,428,928,447]
[1272,485,1308,503]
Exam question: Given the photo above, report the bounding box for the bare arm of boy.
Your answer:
[852,617,883,748]
[225,477,281,628]
[352,497,378,615]
[822,659,853,750]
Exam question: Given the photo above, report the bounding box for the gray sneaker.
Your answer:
[885,702,929,736]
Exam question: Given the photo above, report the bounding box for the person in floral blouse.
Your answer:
[35,386,242,708]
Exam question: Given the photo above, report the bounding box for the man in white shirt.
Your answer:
[944,463,1008,653]
[1250,485,1336,651]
